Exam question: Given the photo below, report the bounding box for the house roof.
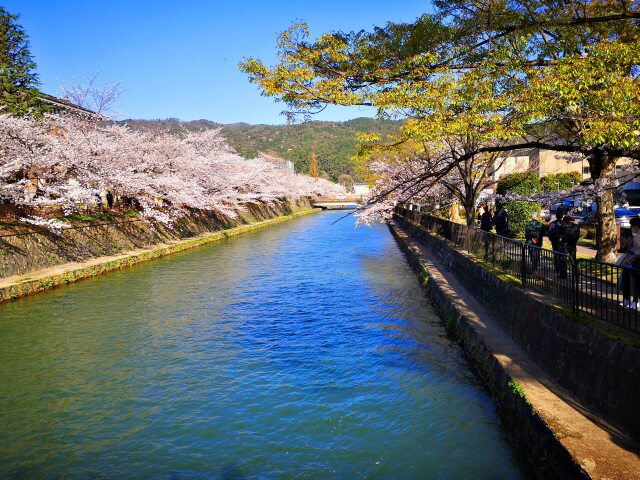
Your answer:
[38,93,101,119]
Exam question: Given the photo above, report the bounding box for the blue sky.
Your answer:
[5,1,430,124]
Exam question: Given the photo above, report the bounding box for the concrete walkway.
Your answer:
[391,221,640,479]
[540,239,598,258]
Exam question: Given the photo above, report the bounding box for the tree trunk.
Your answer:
[595,161,618,263]
[450,200,460,222]
[463,195,477,226]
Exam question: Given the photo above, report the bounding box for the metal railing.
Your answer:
[576,260,639,331]
[396,207,640,332]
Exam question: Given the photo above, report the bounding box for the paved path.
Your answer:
[540,239,598,258]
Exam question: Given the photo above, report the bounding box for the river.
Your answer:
[0,211,525,478]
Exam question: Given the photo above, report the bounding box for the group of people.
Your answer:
[478,201,640,308]
[524,208,580,278]
[479,204,510,236]
[478,203,580,278]
[84,190,114,212]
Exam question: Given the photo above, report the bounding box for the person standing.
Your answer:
[93,192,103,211]
[548,208,564,250]
[561,214,580,266]
[525,211,546,273]
[548,208,568,278]
[476,203,485,223]
[106,190,114,209]
[480,205,493,232]
[494,205,510,237]
[478,204,493,258]
[619,217,640,308]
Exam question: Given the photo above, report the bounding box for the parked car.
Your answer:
[574,208,639,228]
[540,208,552,222]
[626,206,640,216]
[545,196,589,221]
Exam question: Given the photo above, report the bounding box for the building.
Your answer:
[258,152,295,171]
[490,148,589,185]
[351,183,370,196]
[38,93,101,120]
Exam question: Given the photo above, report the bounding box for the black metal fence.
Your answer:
[396,206,640,332]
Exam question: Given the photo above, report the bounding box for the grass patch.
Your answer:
[508,379,526,398]
[578,238,597,248]
[445,313,456,336]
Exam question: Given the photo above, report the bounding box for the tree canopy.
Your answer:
[241,1,639,157]
[0,7,42,115]
[240,0,640,260]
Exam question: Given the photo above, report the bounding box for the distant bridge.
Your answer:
[311,196,364,210]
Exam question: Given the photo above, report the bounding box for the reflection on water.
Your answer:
[0,212,524,478]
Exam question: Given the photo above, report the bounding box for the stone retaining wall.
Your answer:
[394,214,640,441]
[390,222,586,478]
[0,198,311,279]
[0,208,318,304]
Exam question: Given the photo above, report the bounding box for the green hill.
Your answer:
[121,117,400,181]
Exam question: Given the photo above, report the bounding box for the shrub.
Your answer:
[496,172,541,196]
[496,172,541,238]
[503,201,541,238]
[540,172,582,192]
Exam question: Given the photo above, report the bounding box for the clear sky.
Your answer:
[5,1,430,124]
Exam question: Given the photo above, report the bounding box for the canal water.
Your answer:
[0,212,525,479]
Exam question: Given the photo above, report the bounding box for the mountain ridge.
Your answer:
[120,117,401,181]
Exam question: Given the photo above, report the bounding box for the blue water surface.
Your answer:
[0,211,524,479]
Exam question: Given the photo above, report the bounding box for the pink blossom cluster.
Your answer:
[0,113,343,222]
[355,157,450,225]
[355,147,640,225]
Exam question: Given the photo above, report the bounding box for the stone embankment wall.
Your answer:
[393,214,640,442]
[390,222,585,478]
[0,198,312,279]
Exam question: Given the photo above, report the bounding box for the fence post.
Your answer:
[521,243,527,287]
[573,259,579,314]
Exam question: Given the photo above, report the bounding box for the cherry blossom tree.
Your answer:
[0,112,343,225]
[59,72,122,119]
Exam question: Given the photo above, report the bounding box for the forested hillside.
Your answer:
[121,117,400,181]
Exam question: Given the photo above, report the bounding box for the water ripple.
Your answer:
[0,212,524,479]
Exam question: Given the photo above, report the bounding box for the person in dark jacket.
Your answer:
[494,206,509,237]
[548,208,579,279]
[106,190,114,209]
[524,211,546,272]
[547,208,562,243]
[480,205,493,232]
[561,215,580,264]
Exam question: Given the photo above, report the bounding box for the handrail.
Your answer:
[395,206,639,332]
